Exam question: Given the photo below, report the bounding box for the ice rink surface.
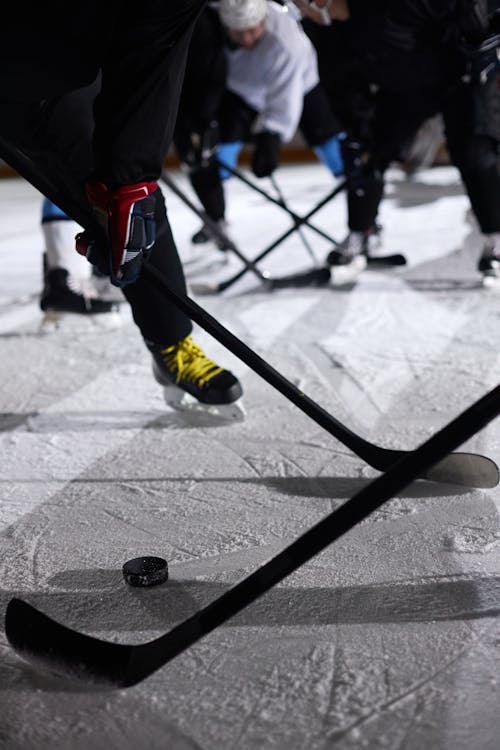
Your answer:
[0,164,499,749]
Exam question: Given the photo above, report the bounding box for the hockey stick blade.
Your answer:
[367,253,407,267]
[190,267,331,294]
[419,451,498,487]
[5,384,499,688]
[142,261,497,488]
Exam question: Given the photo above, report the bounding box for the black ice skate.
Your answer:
[186,220,232,274]
[40,267,121,331]
[478,234,500,288]
[147,335,245,421]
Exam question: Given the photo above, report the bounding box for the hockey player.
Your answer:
[0,1,243,416]
[296,0,500,285]
[177,0,347,272]
[172,5,233,258]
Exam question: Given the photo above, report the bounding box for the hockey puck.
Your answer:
[122,556,169,588]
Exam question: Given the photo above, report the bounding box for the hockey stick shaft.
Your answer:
[142,259,497,486]
[143,257,394,468]
[6,383,499,687]
[161,171,269,284]
[138,382,500,678]
[162,172,330,293]
[199,181,345,292]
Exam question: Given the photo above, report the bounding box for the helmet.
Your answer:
[218,0,268,30]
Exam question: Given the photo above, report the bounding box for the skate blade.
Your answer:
[482,274,500,289]
[329,256,367,287]
[161,384,246,424]
[39,310,122,334]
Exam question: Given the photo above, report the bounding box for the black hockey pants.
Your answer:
[350,77,500,234]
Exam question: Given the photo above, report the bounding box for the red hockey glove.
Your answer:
[76,181,158,287]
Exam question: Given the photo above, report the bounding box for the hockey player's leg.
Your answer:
[444,78,500,287]
[173,118,234,262]
[188,159,234,262]
[451,135,500,286]
[40,198,121,330]
[326,141,387,284]
[122,188,244,419]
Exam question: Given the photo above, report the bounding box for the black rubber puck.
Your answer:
[122,556,169,587]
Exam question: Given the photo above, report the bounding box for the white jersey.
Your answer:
[225,1,319,142]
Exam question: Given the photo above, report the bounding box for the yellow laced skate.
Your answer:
[147,335,244,421]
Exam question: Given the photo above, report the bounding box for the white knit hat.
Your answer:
[218,0,268,30]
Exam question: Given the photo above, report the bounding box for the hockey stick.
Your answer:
[161,171,330,291]
[2,137,496,486]
[217,158,344,246]
[220,161,407,268]
[6,383,499,688]
[189,173,345,293]
[142,260,498,487]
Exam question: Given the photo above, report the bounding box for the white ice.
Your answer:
[0,164,499,750]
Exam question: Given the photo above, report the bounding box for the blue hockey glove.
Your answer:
[313,132,346,177]
[217,141,243,180]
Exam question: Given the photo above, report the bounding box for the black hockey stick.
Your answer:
[2,137,496,486]
[6,383,499,688]
[161,171,330,291]
[217,161,407,267]
[217,158,344,246]
[142,260,497,488]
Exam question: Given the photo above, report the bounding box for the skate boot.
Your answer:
[40,266,121,331]
[187,220,232,272]
[147,334,245,421]
[326,231,369,286]
[478,233,500,288]
[91,266,126,304]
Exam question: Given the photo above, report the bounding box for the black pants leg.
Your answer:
[348,88,440,233]
[174,90,257,222]
[298,84,342,147]
[443,78,500,234]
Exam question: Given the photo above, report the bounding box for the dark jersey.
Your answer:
[346,0,495,90]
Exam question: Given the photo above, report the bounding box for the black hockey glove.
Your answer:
[251,131,281,178]
[465,33,500,84]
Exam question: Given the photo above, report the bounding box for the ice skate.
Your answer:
[326,231,368,286]
[91,267,126,304]
[184,220,232,275]
[147,335,245,421]
[478,234,500,289]
[40,267,121,332]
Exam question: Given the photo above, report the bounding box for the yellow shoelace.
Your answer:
[160,336,224,387]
